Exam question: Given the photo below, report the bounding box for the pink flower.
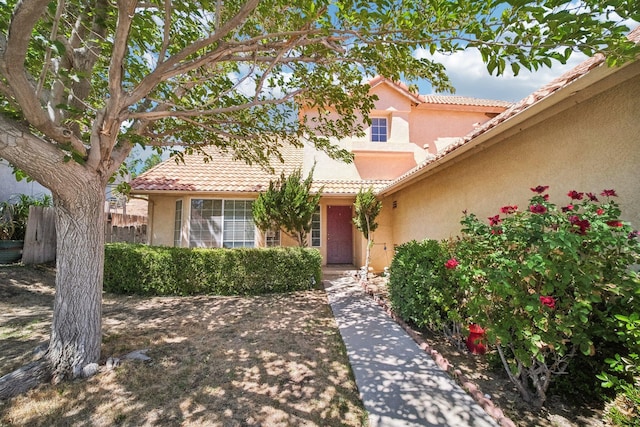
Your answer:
[445,258,459,269]
[529,204,547,214]
[531,185,549,194]
[567,190,584,200]
[500,205,518,214]
[488,215,501,226]
[562,204,574,212]
[601,189,618,197]
[597,209,605,215]
[540,296,556,309]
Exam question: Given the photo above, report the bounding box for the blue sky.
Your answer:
[413,48,589,102]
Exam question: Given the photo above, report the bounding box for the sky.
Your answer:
[413,47,589,102]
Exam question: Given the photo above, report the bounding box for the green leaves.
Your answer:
[454,186,640,405]
[252,167,321,247]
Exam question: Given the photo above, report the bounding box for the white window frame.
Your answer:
[188,198,255,248]
[310,206,321,247]
[371,117,388,142]
[173,199,183,247]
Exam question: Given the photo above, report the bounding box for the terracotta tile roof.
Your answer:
[367,75,512,108]
[386,27,640,190]
[420,95,513,108]
[130,145,303,193]
[312,179,392,194]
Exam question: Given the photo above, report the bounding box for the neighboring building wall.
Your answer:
[0,160,51,201]
[383,68,640,248]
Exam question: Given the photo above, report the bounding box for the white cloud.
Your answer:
[414,48,588,102]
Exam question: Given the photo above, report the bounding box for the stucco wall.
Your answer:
[383,70,640,248]
[148,195,180,246]
[409,108,498,154]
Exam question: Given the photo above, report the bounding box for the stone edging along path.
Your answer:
[358,279,518,427]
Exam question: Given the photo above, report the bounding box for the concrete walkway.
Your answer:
[324,270,499,427]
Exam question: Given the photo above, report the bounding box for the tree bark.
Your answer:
[48,179,106,382]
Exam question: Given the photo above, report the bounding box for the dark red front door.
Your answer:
[327,205,353,264]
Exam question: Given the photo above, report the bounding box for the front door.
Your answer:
[327,205,353,264]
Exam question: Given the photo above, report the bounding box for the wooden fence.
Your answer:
[22,206,56,264]
[21,207,147,264]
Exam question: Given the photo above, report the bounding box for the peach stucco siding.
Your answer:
[378,61,640,255]
[409,108,500,154]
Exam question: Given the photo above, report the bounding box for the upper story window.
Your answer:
[371,117,388,142]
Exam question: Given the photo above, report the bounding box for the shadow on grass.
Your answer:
[0,266,367,427]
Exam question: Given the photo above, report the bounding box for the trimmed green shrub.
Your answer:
[388,239,463,332]
[104,243,322,296]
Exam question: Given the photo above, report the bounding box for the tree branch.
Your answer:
[129,0,260,106]
[2,0,87,157]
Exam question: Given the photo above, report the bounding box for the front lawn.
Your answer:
[0,265,366,426]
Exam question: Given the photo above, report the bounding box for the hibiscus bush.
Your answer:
[453,186,640,407]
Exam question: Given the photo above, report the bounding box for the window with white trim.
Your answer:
[311,206,321,247]
[173,200,183,247]
[189,199,255,248]
[265,229,281,247]
[371,117,388,142]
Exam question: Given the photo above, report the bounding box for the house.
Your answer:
[377,42,640,256]
[129,77,510,268]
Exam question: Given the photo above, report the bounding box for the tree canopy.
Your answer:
[0,0,638,397]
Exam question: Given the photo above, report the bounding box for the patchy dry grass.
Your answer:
[0,265,367,426]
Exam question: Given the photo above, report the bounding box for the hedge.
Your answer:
[387,239,462,330]
[104,243,322,296]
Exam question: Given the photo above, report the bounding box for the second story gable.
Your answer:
[301,76,511,180]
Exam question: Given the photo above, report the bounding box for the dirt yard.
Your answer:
[0,265,366,426]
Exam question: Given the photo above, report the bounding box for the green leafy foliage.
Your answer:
[353,187,381,241]
[252,168,321,247]
[104,243,322,296]
[0,194,52,240]
[353,187,382,275]
[453,187,640,406]
[388,239,463,332]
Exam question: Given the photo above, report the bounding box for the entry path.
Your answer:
[324,272,499,427]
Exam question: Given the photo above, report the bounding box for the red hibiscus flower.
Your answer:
[567,190,584,200]
[529,204,547,214]
[607,220,623,227]
[445,258,459,269]
[601,189,618,197]
[500,205,518,214]
[491,228,503,235]
[586,193,599,202]
[488,215,501,226]
[539,296,556,309]
[569,215,591,235]
[531,185,549,194]
[597,209,605,215]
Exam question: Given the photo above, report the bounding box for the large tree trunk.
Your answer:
[48,179,106,382]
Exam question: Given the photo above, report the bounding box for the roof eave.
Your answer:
[379,58,638,197]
